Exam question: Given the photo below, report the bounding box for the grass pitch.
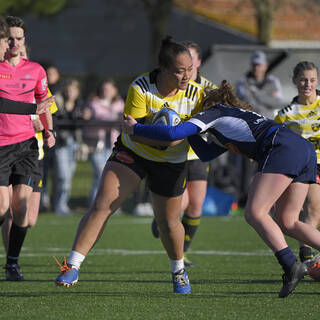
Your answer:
[1,214,320,320]
[1,161,320,319]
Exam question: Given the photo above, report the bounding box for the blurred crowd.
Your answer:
[41,63,124,215]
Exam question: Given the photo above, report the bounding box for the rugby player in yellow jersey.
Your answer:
[275,61,320,276]
[54,36,204,293]
[150,40,216,267]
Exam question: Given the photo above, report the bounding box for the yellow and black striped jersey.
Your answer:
[197,75,215,90]
[122,69,204,163]
[275,95,320,163]
[187,75,217,160]
[31,88,58,160]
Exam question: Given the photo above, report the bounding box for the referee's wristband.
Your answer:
[47,129,57,138]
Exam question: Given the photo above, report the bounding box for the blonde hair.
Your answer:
[204,80,250,110]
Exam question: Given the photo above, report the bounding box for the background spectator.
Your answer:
[82,78,124,205]
[40,62,62,211]
[237,50,283,119]
[53,78,84,215]
[233,51,284,208]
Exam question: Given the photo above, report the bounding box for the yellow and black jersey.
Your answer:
[197,75,215,90]
[187,75,217,160]
[122,69,204,163]
[31,88,58,160]
[275,95,320,163]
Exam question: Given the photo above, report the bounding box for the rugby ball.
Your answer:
[152,107,181,126]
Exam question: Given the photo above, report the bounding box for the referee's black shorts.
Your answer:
[0,137,39,187]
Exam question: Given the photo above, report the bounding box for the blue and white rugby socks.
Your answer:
[170,258,185,274]
[275,247,297,272]
[67,250,85,270]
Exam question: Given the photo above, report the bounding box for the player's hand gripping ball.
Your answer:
[308,258,320,281]
[151,107,181,150]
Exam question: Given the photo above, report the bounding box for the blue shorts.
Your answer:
[258,126,317,183]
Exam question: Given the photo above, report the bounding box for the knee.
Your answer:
[306,205,320,224]
[0,200,9,217]
[157,216,181,234]
[28,219,37,228]
[276,217,295,234]
[244,207,264,227]
[244,210,254,226]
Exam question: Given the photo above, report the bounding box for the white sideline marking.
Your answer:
[0,248,273,258]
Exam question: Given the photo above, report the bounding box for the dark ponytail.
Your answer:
[158,35,190,68]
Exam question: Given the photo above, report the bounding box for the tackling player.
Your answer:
[123,80,320,298]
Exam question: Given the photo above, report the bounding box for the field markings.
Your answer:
[0,247,273,258]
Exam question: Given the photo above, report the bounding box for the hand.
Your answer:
[44,130,56,148]
[121,115,137,135]
[36,96,55,114]
[32,119,44,132]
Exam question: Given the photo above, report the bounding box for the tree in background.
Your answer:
[0,0,71,16]
[141,0,173,68]
[252,0,282,45]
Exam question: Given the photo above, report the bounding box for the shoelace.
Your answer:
[53,256,71,274]
[174,271,188,286]
[308,260,320,275]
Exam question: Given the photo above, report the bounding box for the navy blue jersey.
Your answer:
[133,103,316,183]
[188,104,276,160]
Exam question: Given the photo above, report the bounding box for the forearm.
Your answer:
[133,122,199,141]
[39,108,53,130]
[188,135,227,162]
[131,135,183,147]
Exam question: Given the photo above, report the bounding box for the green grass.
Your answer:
[2,161,320,319]
[1,215,320,319]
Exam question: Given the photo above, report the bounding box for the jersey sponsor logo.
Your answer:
[253,118,265,125]
[308,110,317,118]
[0,73,12,80]
[311,123,320,132]
[6,83,20,88]
[115,151,134,164]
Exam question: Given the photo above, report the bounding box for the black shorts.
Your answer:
[109,139,187,197]
[0,138,39,187]
[32,159,43,192]
[186,159,209,182]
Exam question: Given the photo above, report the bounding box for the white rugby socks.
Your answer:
[170,258,184,274]
[67,250,85,270]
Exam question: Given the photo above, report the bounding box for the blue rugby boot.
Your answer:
[54,256,79,287]
[172,268,191,294]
